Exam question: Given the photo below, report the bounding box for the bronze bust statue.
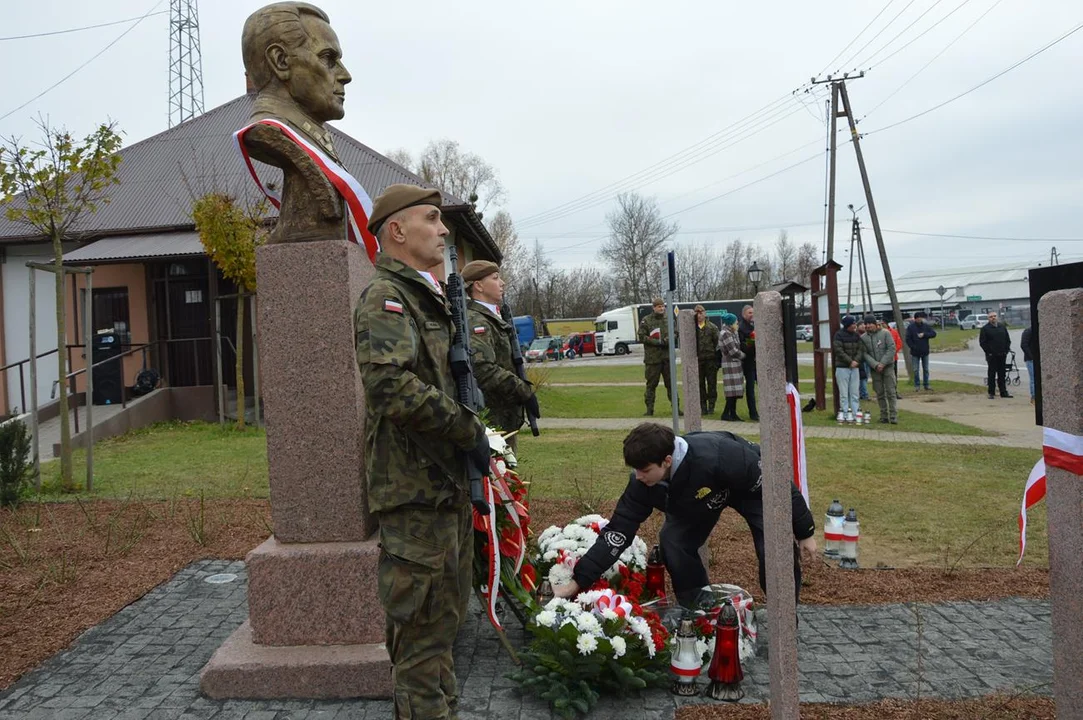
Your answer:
[240,2,355,243]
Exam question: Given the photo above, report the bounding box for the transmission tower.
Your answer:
[168,0,205,127]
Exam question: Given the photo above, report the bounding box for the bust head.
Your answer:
[242,2,352,125]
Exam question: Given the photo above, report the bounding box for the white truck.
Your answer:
[595,299,751,355]
[594,304,650,355]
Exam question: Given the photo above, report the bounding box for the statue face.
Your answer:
[284,14,352,123]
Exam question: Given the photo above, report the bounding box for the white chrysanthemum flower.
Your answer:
[543,550,558,561]
[576,590,602,605]
[576,613,601,634]
[601,609,619,622]
[576,633,598,655]
[575,514,606,527]
[628,616,649,635]
[547,564,573,586]
[535,611,557,628]
[565,603,583,617]
[610,636,627,658]
[538,526,562,544]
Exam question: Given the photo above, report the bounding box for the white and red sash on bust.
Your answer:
[234,118,380,264]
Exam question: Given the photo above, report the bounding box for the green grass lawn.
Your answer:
[516,430,1046,568]
[536,385,989,434]
[928,327,979,352]
[28,422,1044,568]
[39,421,269,501]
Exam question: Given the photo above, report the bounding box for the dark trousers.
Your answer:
[743,362,758,419]
[645,361,675,410]
[987,353,1008,395]
[698,360,719,409]
[659,500,802,605]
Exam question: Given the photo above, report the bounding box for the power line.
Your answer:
[0,0,166,124]
[866,19,1083,135]
[884,229,1083,242]
[818,1,897,76]
[515,90,801,227]
[838,0,920,72]
[517,99,810,229]
[857,0,951,68]
[0,11,168,41]
[863,0,974,70]
[862,0,1005,120]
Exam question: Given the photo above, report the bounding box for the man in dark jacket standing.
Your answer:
[552,423,816,604]
[738,305,759,421]
[979,311,1013,399]
[694,305,721,415]
[905,311,937,390]
[1021,325,1034,403]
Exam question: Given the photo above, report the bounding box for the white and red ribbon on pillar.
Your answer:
[785,383,810,508]
[1018,427,1083,564]
[233,118,381,263]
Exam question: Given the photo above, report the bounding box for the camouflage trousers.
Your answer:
[377,501,472,719]
[871,366,898,422]
[644,362,675,411]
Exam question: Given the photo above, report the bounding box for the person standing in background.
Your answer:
[1021,325,1034,404]
[738,305,759,422]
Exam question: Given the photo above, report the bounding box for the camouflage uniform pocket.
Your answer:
[378,515,447,625]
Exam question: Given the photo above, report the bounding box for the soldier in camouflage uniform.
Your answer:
[354,184,492,719]
[461,260,540,453]
[639,297,679,416]
[694,305,720,415]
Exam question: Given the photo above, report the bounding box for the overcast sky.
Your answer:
[2,0,1081,280]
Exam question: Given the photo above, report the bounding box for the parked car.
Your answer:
[959,313,989,330]
[796,324,813,341]
[563,331,598,358]
[524,337,564,362]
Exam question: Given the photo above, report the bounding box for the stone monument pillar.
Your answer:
[1037,288,1083,717]
[678,309,702,433]
[200,242,391,699]
[200,3,391,699]
[753,290,800,719]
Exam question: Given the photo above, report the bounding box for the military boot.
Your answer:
[644,405,654,416]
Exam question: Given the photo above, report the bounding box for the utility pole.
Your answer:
[825,83,839,262]
[1051,246,1060,266]
[812,72,912,378]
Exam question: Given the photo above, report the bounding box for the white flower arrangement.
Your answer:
[534,515,650,588]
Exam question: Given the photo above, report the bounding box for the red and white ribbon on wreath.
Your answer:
[480,457,530,631]
[785,383,810,508]
[233,118,381,263]
[1018,427,1083,564]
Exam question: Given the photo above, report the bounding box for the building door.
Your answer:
[153,260,211,387]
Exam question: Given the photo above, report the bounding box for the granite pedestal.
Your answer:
[200,240,391,699]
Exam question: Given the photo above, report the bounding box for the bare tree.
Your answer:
[794,240,820,312]
[384,147,414,170]
[773,230,796,282]
[486,209,529,308]
[600,193,678,304]
[416,139,506,213]
[674,242,727,300]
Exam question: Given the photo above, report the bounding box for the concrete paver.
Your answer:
[0,561,1053,719]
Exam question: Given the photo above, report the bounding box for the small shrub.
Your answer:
[0,417,32,508]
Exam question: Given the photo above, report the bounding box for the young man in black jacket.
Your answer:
[553,423,817,604]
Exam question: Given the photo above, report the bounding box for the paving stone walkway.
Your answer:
[0,561,1052,720]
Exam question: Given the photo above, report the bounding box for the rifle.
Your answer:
[500,299,540,437]
[446,246,490,514]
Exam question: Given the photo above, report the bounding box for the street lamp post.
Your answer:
[936,285,946,329]
[747,261,763,295]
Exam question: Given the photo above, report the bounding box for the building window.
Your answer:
[91,287,132,345]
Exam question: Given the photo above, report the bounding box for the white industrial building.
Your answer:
[849,261,1037,324]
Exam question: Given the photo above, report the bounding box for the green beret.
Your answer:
[462,260,500,285]
[368,184,442,234]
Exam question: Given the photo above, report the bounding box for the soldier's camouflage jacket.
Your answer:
[696,320,720,363]
[639,311,677,365]
[467,300,532,434]
[354,253,479,513]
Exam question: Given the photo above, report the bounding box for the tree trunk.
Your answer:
[235,286,246,429]
[53,235,73,490]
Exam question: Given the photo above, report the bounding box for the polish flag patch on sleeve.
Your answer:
[473,326,487,335]
[383,299,404,314]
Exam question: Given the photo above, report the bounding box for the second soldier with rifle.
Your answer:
[461,260,541,452]
[353,184,493,719]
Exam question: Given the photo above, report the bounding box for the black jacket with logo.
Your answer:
[571,431,815,589]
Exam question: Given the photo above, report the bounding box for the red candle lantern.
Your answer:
[645,544,666,599]
[706,599,744,701]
